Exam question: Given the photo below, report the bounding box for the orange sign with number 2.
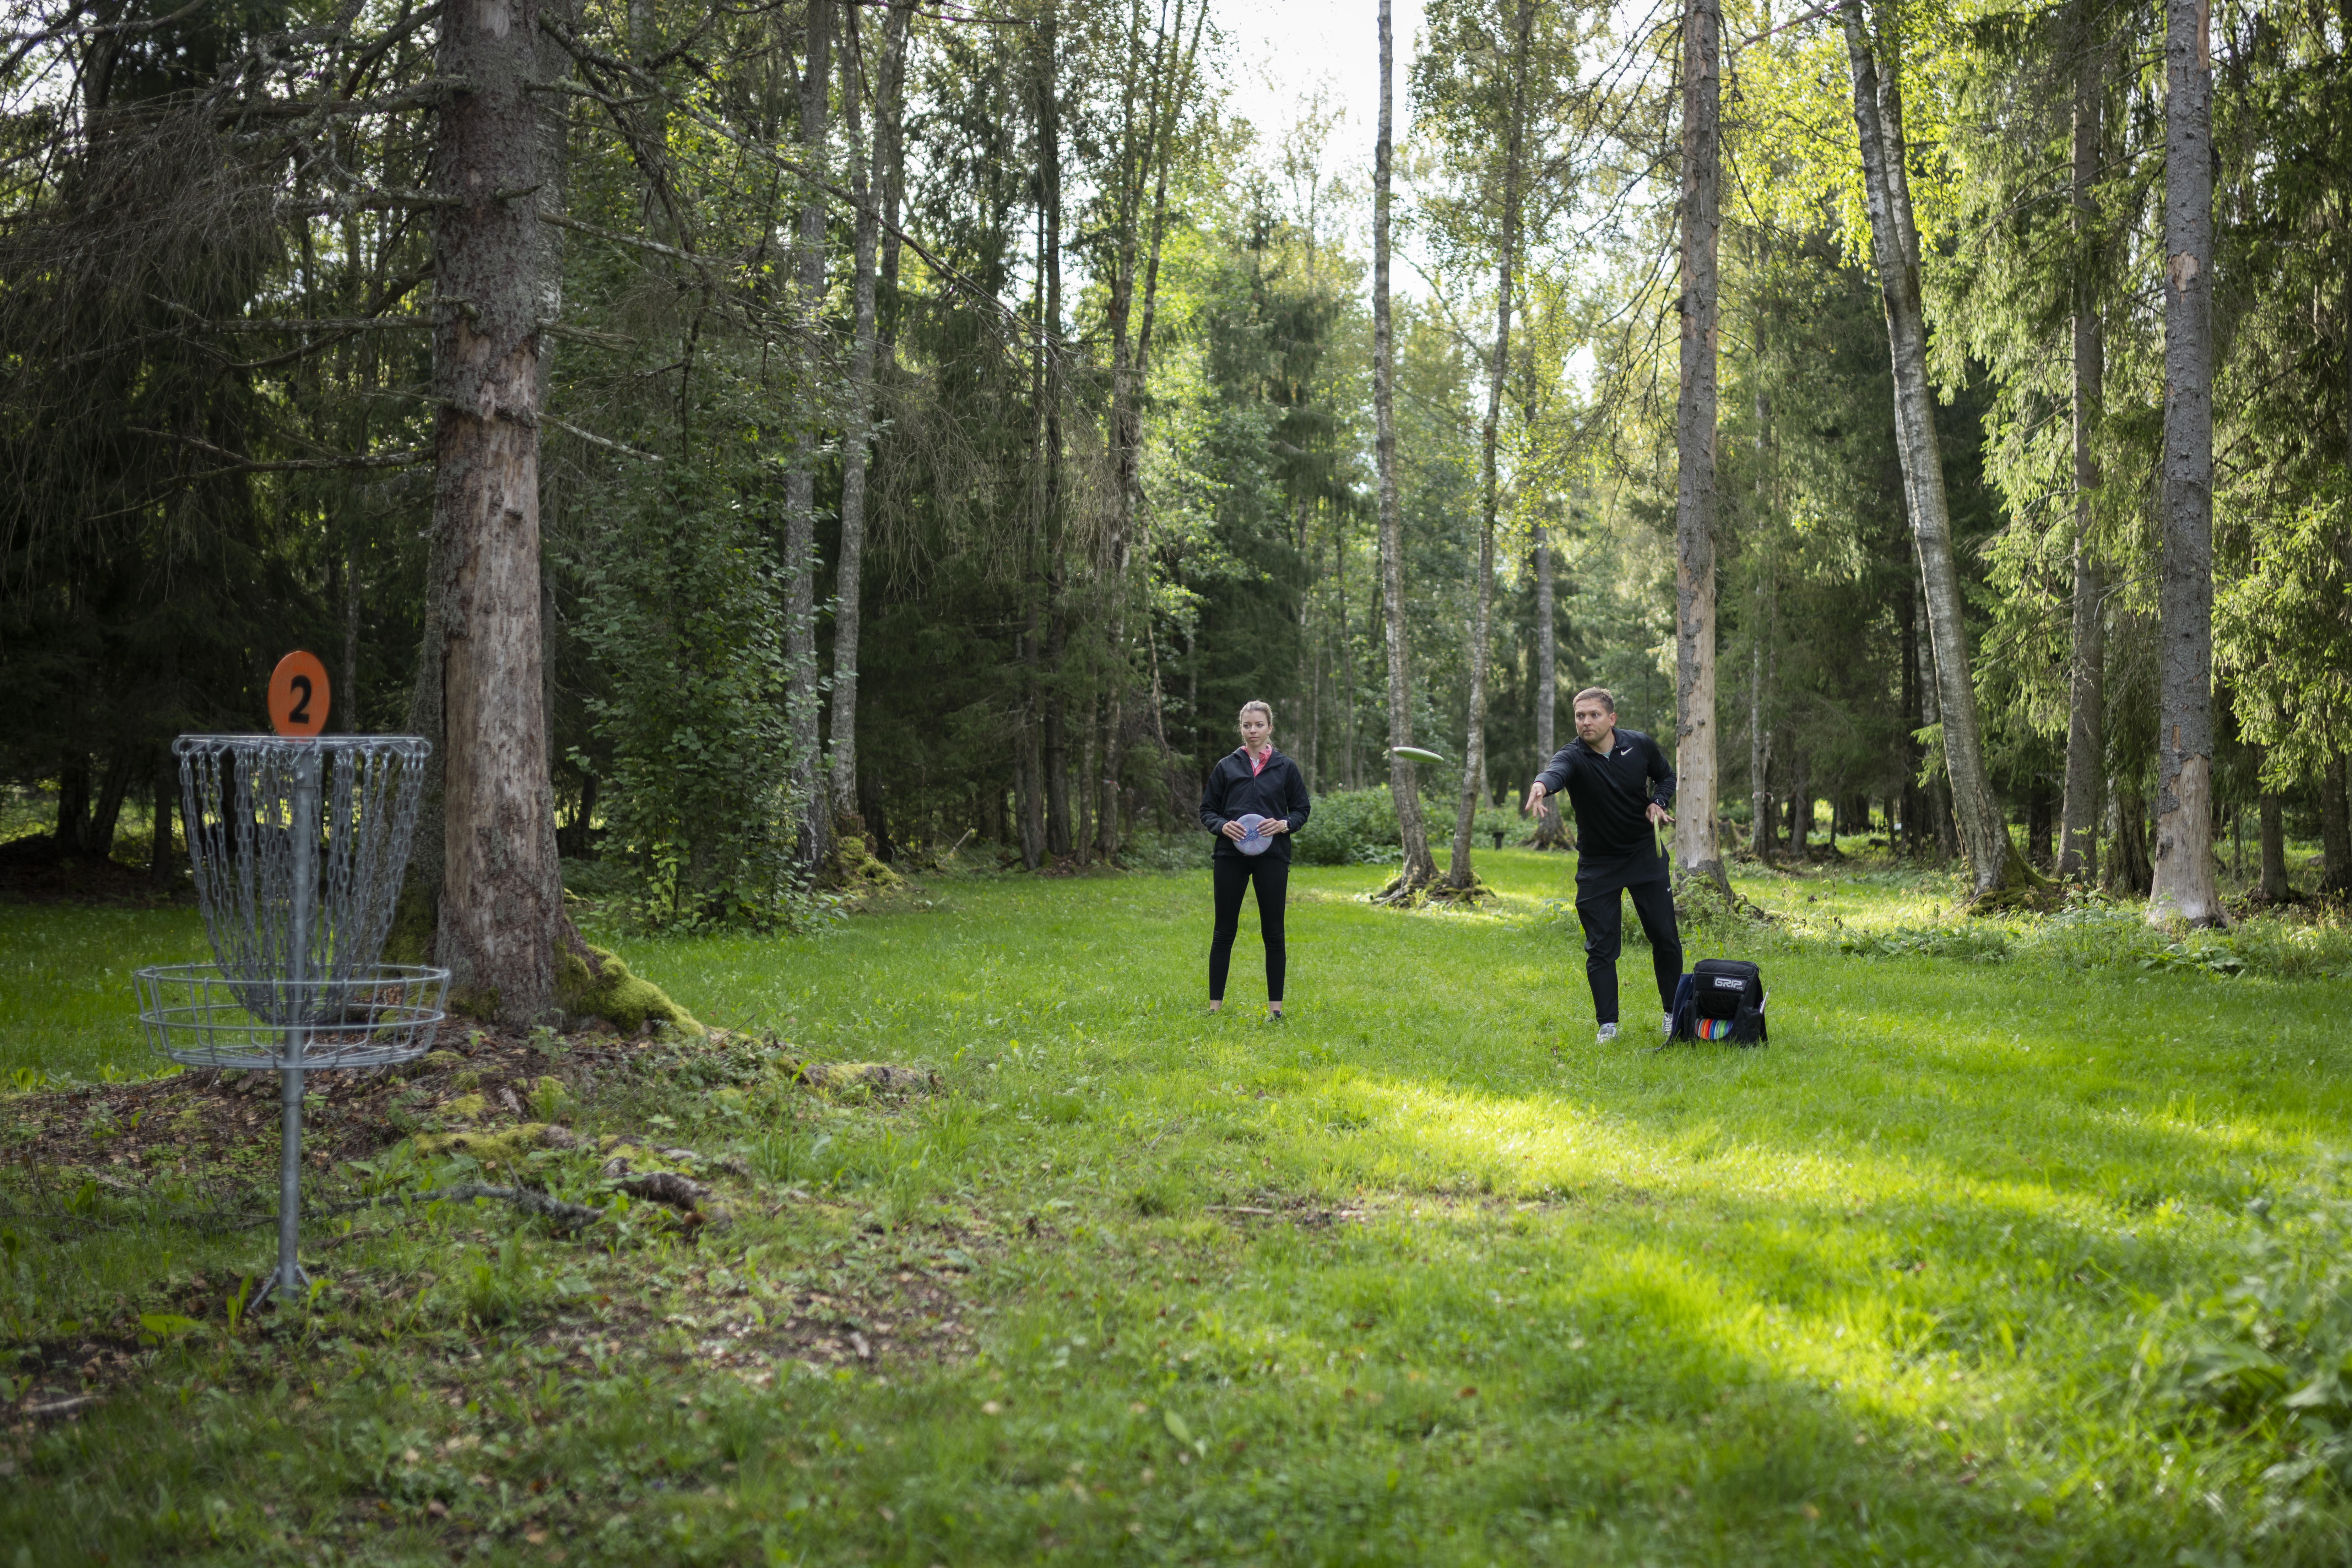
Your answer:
[269,650,331,738]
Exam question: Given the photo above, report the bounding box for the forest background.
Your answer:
[5,0,2351,943]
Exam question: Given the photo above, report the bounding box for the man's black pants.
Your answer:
[1209,854,1288,1002]
[1576,877,1682,1025]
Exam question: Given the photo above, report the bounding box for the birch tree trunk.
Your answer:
[1530,523,1569,849]
[1752,566,1774,860]
[1842,4,2034,901]
[1095,0,1195,864]
[422,0,565,1022]
[786,0,832,869]
[2058,2,2105,880]
[1373,0,1438,898]
[1445,0,1535,894]
[1674,0,1730,901]
[828,0,906,820]
[2148,0,2223,926]
[1037,1,1071,861]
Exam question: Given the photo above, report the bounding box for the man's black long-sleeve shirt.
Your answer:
[1534,728,1676,890]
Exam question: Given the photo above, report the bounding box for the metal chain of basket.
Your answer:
[135,732,449,1303]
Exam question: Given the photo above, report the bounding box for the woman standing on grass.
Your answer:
[1199,700,1311,1019]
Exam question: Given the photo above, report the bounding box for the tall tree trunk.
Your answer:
[1373,0,1437,898]
[1446,0,1535,894]
[829,0,899,820]
[1018,709,1045,870]
[1531,522,1568,849]
[874,0,912,360]
[87,747,133,861]
[148,754,175,888]
[423,0,565,1022]
[1095,0,1192,865]
[1339,509,1359,789]
[54,754,89,854]
[2148,0,2222,926]
[2058,0,2105,881]
[1786,749,1808,858]
[1533,525,1555,765]
[1674,0,1729,900]
[1038,0,1071,861]
[1749,305,1775,863]
[1298,494,1319,792]
[786,0,833,870]
[1752,570,1775,861]
[341,537,361,734]
[2324,753,2352,897]
[1842,4,2031,900]
[1112,0,1203,851]
[2258,774,2289,900]
[2109,777,2152,894]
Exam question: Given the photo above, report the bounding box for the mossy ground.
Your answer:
[5,849,2352,1564]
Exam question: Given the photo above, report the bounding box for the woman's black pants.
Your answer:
[1209,854,1288,1003]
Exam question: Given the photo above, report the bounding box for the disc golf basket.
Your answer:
[135,734,448,1304]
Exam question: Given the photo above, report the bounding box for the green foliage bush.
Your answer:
[1291,788,1400,866]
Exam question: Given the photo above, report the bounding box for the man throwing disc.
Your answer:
[1523,687,1684,1045]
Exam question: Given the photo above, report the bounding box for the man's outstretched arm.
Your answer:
[1525,745,1579,815]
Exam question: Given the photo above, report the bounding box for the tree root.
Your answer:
[1369,868,1440,906]
[292,1172,715,1236]
[794,1060,936,1093]
[1959,843,2063,915]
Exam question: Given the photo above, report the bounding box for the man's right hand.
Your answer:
[1523,781,1550,817]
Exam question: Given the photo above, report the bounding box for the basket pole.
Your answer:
[266,747,319,1303]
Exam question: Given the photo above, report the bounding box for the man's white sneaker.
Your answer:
[1663,1011,1675,1037]
[1597,1022,1619,1045]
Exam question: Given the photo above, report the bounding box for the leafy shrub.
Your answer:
[1823,898,2352,981]
[1292,788,1400,866]
[1838,923,2013,963]
[1122,829,1211,871]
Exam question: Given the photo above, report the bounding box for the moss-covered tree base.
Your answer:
[1961,843,2062,916]
[391,876,703,1034]
[827,812,904,895]
[554,939,705,1036]
[1374,874,1495,909]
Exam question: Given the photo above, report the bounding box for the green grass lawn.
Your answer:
[7,850,2352,1564]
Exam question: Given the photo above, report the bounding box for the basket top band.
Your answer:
[175,734,432,755]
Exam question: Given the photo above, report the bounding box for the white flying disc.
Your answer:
[1235,813,1273,856]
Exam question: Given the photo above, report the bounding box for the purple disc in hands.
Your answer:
[1235,813,1273,855]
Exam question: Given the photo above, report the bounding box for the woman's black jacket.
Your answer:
[1198,748,1311,862]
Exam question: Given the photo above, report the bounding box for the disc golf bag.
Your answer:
[1670,958,1767,1046]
